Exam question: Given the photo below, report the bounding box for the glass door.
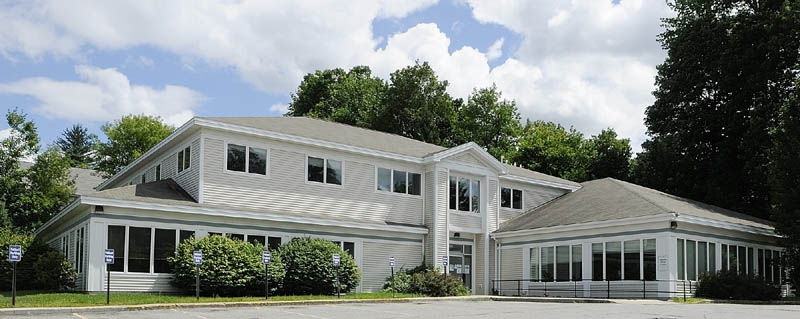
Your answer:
[449,243,472,290]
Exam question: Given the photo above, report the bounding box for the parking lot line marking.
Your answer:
[170,308,209,319]
[72,313,89,319]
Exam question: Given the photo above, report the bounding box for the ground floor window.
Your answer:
[108,225,193,273]
[449,243,472,289]
[154,229,176,273]
[529,244,582,282]
[593,239,656,281]
[678,239,782,283]
[107,225,125,272]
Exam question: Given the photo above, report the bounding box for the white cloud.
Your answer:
[0,65,203,126]
[0,128,11,140]
[0,0,671,151]
[486,38,504,61]
[269,103,289,115]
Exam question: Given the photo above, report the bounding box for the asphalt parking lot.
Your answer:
[21,300,800,319]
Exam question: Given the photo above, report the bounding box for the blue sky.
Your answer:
[0,0,672,152]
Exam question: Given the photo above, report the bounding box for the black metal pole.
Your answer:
[544,281,547,297]
[683,280,687,302]
[196,265,200,301]
[517,280,521,296]
[106,268,110,305]
[642,279,646,299]
[574,281,577,298]
[265,263,269,300]
[336,266,340,299]
[12,262,16,307]
[607,280,610,299]
[390,266,395,298]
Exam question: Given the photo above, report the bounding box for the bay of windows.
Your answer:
[677,239,783,284]
[376,167,421,195]
[226,143,267,175]
[307,156,342,185]
[107,225,195,273]
[591,239,656,281]
[449,175,480,213]
[177,145,191,173]
[500,187,523,210]
[528,244,582,282]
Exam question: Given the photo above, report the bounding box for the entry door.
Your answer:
[449,243,472,289]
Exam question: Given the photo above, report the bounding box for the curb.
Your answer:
[0,295,622,316]
[0,296,491,316]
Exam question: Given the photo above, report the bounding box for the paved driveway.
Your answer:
[25,300,800,319]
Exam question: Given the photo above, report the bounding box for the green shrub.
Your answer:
[695,271,781,300]
[169,235,285,296]
[0,228,75,291]
[279,237,360,295]
[33,251,76,290]
[382,271,413,293]
[391,269,468,297]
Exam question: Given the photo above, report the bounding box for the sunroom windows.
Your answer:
[226,143,267,175]
[589,239,656,281]
[500,187,523,210]
[376,167,421,195]
[307,156,342,185]
[106,225,195,274]
[528,244,582,282]
[676,239,783,283]
[449,175,480,213]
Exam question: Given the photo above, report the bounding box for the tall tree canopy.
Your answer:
[453,86,522,159]
[635,0,800,219]
[0,110,74,231]
[769,82,800,286]
[509,120,590,182]
[95,114,174,177]
[586,129,632,181]
[55,124,97,168]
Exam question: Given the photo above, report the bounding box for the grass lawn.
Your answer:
[670,297,712,304]
[0,291,419,308]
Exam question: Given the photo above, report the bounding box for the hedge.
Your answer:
[0,228,75,291]
[169,235,285,296]
[695,270,781,300]
[279,237,360,295]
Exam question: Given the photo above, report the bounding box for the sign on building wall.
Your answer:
[658,255,668,272]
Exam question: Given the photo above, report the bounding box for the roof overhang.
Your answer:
[492,213,776,240]
[38,195,429,237]
[499,174,581,192]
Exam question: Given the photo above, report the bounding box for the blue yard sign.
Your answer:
[8,245,21,262]
[193,251,203,265]
[104,249,114,264]
[442,256,448,266]
[389,256,395,267]
[332,253,340,267]
[262,251,271,265]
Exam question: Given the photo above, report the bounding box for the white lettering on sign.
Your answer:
[389,256,395,267]
[8,245,21,262]
[442,256,448,266]
[332,254,340,267]
[193,251,203,265]
[104,249,115,264]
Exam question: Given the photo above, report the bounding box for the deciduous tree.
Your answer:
[95,114,174,177]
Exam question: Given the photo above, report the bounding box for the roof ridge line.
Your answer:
[607,178,674,216]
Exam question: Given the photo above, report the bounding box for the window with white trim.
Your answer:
[140,174,146,184]
[449,175,479,213]
[376,167,421,195]
[226,143,267,175]
[501,187,523,209]
[107,225,196,273]
[155,164,161,181]
[307,156,342,185]
[177,145,191,173]
[529,244,582,282]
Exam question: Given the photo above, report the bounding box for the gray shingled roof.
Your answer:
[201,116,578,188]
[503,164,581,188]
[19,161,105,196]
[201,116,447,158]
[496,178,773,233]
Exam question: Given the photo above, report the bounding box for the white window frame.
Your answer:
[374,167,422,196]
[155,164,161,181]
[305,155,344,187]
[224,142,270,177]
[500,187,524,210]
[177,144,192,175]
[108,225,192,274]
[449,174,479,213]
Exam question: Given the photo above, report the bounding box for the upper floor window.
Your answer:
[226,143,267,175]
[376,167,421,195]
[501,187,523,209]
[449,175,480,213]
[155,164,161,181]
[307,156,342,185]
[140,174,146,184]
[177,145,191,173]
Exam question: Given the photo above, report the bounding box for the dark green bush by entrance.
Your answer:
[279,237,360,295]
[383,265,469,297]
[695,271,780,300]
[169,235,285,296]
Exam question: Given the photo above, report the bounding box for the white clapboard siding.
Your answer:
[449,152,485,167]
[203,138,423,226]
[424,171,435,267]
[174,138,201,200]
[434,170,449,267]
[361,242,423,292]
[499,181,567,223]
[450,213,481,230]
[161,152,178,180]
[474,234,486,294]
[103,273,177,293]
[499,247,523,296]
